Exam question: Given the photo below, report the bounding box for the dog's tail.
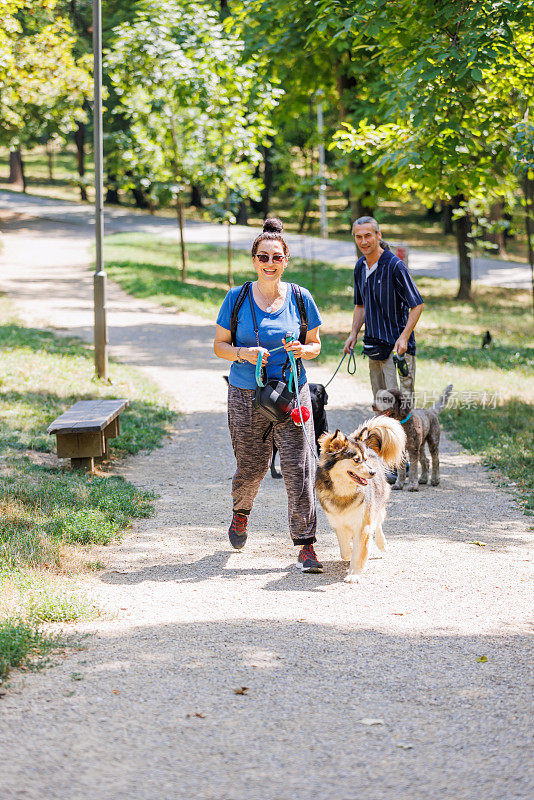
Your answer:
[431,384,453,414]
[352,415,406,469]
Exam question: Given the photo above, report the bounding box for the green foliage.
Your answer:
[327,1,534,208]
[0,616,57,683]
[105,1,278,212]
[0,0,92,150]
[231,0,386,214]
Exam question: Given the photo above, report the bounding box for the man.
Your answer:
[344,216,424,401]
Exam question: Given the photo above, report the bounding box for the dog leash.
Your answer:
[257,345,357,390]
[322,349,357,388]
[254,336,318,461]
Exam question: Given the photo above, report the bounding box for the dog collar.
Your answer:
[399,412,412,424]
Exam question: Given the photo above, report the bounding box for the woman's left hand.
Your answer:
[283,338,306,359]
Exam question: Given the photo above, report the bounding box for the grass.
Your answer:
[440,401,534,513]
[0,310,176,455]
[0,617,58,683]
[103,233,534,513]
[0,296,177,686]
[0,456,156,569]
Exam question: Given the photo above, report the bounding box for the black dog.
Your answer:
[223,377,329,478]
[270,382,328,478]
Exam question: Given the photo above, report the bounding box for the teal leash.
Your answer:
[254,339,359,460]
[254,336,317,460]
[256,346,357,389]
[254,344,285,388]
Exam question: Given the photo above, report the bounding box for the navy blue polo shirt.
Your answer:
[354,249,423,355]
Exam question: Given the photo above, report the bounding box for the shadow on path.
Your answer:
[0,618,530,800]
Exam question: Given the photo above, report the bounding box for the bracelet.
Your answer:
[236,347,245,363]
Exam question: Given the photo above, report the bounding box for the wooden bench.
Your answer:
[47,399,129,471]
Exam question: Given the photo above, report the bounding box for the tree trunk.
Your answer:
[443,202,454,235]
[226,186,233,288]
[106,171,120,204]
[9,149,26,191]
[106,188,120,205]
[190,184,203,208]
[168,111,188,280]
[176,193,187,280]
[453,195,472,300]
[298,196,312,233]
[355,195,374,220]
[131,186,149,209]
[489,200,506,256]
[236,200,248,226]
[523,173,534,315]
[261,143,273,219]
[425,202,440,220]
[335,58,370,229]
[74,122,88,201]
[46,140,54,181]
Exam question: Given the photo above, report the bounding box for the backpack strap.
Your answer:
[291,284,308,344]
[230,281,252,347]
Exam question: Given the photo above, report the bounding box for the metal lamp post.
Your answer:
[93,0,108,379]
[315,90,328,239]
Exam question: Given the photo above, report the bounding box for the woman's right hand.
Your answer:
[241,346,269,367]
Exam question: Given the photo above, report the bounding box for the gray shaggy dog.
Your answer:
[374,384,453,491]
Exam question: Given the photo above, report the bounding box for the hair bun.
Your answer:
[263,217,283,234]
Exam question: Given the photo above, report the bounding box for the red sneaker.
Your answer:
[297,544,323,573]
[228,512,248,550]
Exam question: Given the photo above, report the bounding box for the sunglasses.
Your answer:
[255,253,286,263]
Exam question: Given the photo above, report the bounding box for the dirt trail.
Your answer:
[0,214,532,800]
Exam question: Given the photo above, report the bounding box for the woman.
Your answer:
[214,218,323,573]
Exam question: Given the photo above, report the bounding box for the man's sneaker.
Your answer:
[228,512,248,550]
[385,468,398,485]
[297,544,323,573]
[386,462,409,485]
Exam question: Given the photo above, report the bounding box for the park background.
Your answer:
[0,0,533,704]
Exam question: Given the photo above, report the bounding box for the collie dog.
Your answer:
[316,416,406,583]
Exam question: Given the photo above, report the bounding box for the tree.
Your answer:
[513,120,534,312]
[106,0,277,284]
[61,0,146,202]
[318,0,534,299]
[232,0,390,227]
[0,0,91,191]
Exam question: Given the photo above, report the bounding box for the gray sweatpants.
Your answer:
[227,383,317,545]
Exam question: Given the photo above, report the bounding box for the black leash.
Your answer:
[323,349,357,389]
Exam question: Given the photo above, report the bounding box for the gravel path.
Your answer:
[0,213,532,800]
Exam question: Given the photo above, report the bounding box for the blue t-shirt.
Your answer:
[217,283,322,389]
